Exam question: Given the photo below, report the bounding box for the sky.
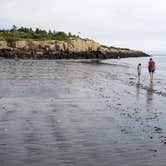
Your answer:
[0,0,166,53]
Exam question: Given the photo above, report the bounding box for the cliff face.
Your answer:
[0,39,149,59]
[0,41,8,48]
[0,38,100,52]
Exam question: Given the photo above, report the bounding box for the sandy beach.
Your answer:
[0,57,166,166]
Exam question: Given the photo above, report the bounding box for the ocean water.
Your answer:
[0,56,166,166]
[103,55,166,96]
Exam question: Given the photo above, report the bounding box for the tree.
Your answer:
[48,30,52,36]
[35,28,40,34]
[11,25,17,32]
[68,32,72,37]
[0,25,79,41]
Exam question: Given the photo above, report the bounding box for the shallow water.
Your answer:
[0,57,166,166]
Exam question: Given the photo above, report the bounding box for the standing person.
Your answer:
[148,58,156,82]
[137,63,142,83]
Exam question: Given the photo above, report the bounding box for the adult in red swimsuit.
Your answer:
[148,58,156,82]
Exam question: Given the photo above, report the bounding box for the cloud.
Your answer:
[0,0,166,52]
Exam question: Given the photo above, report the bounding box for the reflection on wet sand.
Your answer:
[0,59,166,166]
[146,82,154,110]
[136,82,141,99]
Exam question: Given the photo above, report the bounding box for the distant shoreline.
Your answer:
[0,26,149,59]
[0,40,149,60]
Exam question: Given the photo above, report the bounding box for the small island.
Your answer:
[0,25,149,59]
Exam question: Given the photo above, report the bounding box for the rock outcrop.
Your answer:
[0,38,149,59]
[0,41,8,48]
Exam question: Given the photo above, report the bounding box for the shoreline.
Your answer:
[0,39,149,59]
[0,48,149,59]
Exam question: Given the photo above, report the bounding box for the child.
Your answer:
[137,63,141,82]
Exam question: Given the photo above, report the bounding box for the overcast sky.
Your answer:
[1,0,166,53]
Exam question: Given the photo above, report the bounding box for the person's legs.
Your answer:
[149,72,152,82]
[150,72,154,82]
[138,73,141,82]
[149,67,155,82]
[151,72,154,81]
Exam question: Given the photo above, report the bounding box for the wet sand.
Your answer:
[0,59,166,166]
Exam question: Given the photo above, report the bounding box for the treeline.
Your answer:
[0,25,79,42]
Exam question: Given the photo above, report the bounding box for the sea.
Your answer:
[103,55,166,96]
[0,55,166,166]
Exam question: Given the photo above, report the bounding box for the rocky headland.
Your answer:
[0,38,149,59]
